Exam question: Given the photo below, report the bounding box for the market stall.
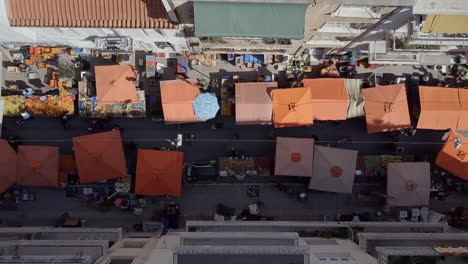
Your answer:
[436,130,468,180]
[386,162,431,207]
[136,149,184,197]
[274,137,314,177]
[193,93,219,121]
[73,130,127,183]
[160,80,202,124]
[235,82,277,125]
[221,76,235,116]
[308,145,358,194]
[0,140,17,193]
[362,84,411,134]
[17,145,59,187]
[345,79,365,119]
[219,157,272,177]
[3,80,75,117]
[417,86,468,130]
[303,78,348,121]
[271,87,313,128]
[79,65,145,118]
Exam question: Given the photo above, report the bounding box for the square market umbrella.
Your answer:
[0,140,17,193]
[387,162,430,207]
[95,65,138,105]
[160,80,202,124]
[136,149,184,196]
[303,78,348,121]
[362,84,411,134]
[17,145,59,187]
[73,130,127,183]
[272,87,313,128]
[309,145,358,194]
[235,82,277,125]
[436,130,468,180]
[275,137,314,177]
[418,86,461,130]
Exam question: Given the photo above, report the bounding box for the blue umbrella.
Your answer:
[193,93,219,121]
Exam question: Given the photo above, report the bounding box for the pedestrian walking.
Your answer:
[61,114,70,129]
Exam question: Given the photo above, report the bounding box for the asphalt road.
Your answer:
[0,63,461,228]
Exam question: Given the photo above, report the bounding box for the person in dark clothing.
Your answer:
[61,115,70,129]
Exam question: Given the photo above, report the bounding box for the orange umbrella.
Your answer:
[160,80,202,124]
[271,87,313,128]
[0,140,17,193]
[274,137,314,177]
[136,149,184,196]
[73,130,127,183]
[418,86,460,130]
[362,84,411,133]
[95,65,138,105]
[17,145,59,187]
[457,89,468,131]
[436,130,468,180]
[303,78,348,121]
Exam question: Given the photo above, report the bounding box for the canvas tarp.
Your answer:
[95,65,138,105]
[17,145,59,187]
[194,1,305,39]
[362,84,411,133]
[303,78,348,121]
[387,162,430,207]
[422,15,468,34]
[0,140,17,193]
[308,145,358,194]
[417,86,461,130]
[275,137,314,177]
[160,80,202,124]
[344,79,364,118]
[136,149,184,196]
[272,87,314,128]
[457,89,468,131]
[73,130,127,183]
[436,130,468,180]
[235,82,277,125]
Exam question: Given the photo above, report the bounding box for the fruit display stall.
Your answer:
[2,79,74,117]
[78,90,146,118]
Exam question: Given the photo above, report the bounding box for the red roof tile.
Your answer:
[6,0,178,29]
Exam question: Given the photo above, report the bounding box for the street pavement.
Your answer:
[1,63,465,229]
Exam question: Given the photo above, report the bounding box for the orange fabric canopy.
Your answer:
[17,145,59,187]
[418,86,461,130]
[303,78,348,121]
[136,149,184,196]
[436,130,468,180]
[275,137,314,177]
[457,89,468,131]
[0,140,17,193]
[95,65,138,105]
[362,84,411,133]
[272,87,313,128]
[235,82,276,125]
[73,130,127,183]
[160,80,202,124]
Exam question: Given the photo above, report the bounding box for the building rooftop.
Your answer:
[5,0,177,29]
